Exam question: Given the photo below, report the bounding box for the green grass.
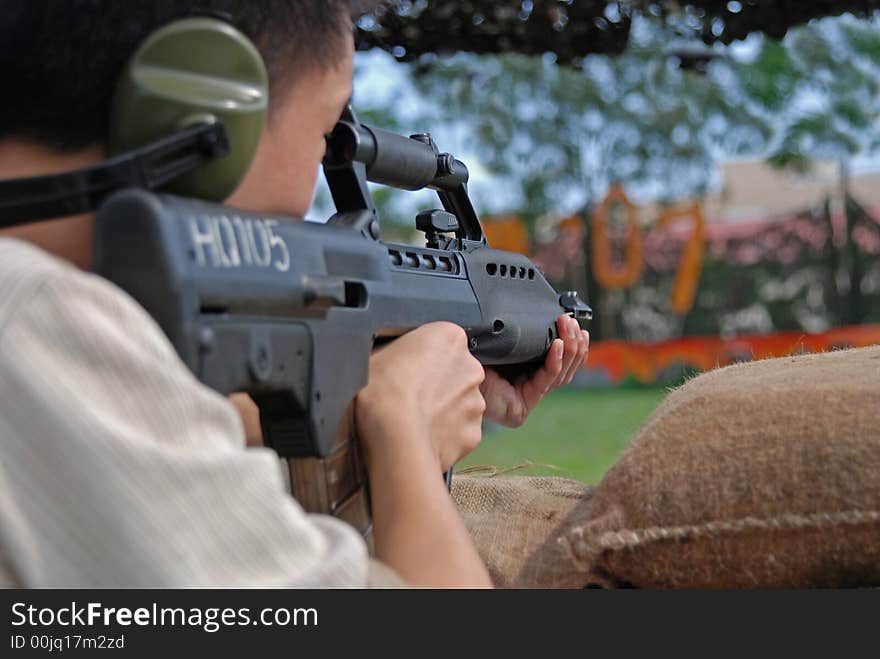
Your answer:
[458,387,668,485]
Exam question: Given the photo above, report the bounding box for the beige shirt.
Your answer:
[0,238,400,587]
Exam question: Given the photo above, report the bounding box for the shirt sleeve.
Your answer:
[0,239,402,587]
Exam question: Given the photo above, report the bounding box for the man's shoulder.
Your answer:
[0,237,172,360]
[0,238,77,327]
[0,237,71,285]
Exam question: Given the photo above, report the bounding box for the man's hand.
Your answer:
[481,315,589,428]
[355,322,492,588]
[356,322,486,472]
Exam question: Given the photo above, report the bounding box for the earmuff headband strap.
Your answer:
[0,121,229,228]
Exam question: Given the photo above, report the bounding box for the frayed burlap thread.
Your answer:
[451,474,596,588]
[565,510,880,588]
[574,345,880,588]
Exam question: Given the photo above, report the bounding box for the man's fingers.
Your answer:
[520,338,563,412]
[479,368,519,427]
[552,316,580,389]
[480,323,589,428]
[563,328,589,385]
[480,368,512,422]
[543,338,565,388]
[559,319,588,386]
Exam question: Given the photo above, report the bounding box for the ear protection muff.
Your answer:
[0,16,268,226]
[110,16,268,201]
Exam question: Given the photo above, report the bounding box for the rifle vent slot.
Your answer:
[486,263,497,276]
[344,282,367,308]
[389,247,459,275]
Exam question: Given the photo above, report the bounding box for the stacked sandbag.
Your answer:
[566,346,880,588]
[452,473,595,588]
[455,347,880,588]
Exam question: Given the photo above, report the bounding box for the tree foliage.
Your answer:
[357,1,880,64]
[353,12,880,225]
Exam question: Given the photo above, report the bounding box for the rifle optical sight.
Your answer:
[325,122,468,193]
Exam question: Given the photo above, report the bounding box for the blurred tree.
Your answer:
[397,13,880,222]
[752,20,880,325]
[405,38,771,221]
[356,1,880,64]
[350,4,880,225]
[346,5,880,234]
[345,4,880,340]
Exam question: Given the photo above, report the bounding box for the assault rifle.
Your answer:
[92,107,591,544]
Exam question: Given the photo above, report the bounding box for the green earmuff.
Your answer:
[109,17,268,201]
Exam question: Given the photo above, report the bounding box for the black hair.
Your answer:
[0,1,360,151]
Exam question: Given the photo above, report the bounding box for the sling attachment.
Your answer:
[0,121,228,228]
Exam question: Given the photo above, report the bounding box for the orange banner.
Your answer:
[482,216,530,254]
[581,324,880,387]
[591,184,644,289]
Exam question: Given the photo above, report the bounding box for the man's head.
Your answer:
[0,0,359,264]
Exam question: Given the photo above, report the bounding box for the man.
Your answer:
[0,1,589,587]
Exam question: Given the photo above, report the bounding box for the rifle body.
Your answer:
[94,190,583,542]
[94,109,590,543]
[95,190,568,452]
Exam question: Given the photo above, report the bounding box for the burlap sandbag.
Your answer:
[566,346,880,588]
[452,473,596,588]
